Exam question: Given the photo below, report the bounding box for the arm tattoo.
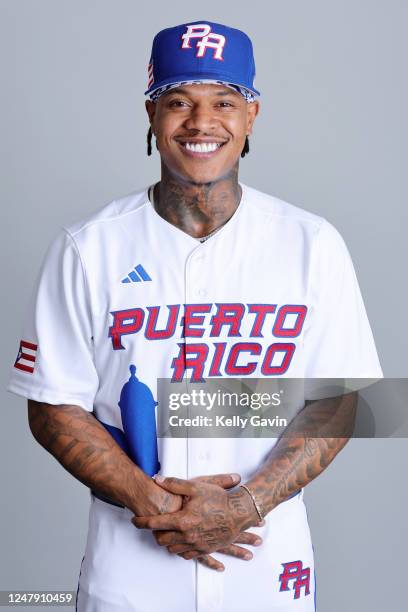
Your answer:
[27,400,152,514]
[245,392,358,515]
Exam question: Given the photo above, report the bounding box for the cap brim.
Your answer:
[144,75,260,97]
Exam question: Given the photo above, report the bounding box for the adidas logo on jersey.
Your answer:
[121,264,152,284]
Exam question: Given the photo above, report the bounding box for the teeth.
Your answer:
[184,142,221,153]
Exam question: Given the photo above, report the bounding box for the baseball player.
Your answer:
[7,20,383,612]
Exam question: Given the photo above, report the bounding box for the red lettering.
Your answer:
[109,308,144,350]
[261,343,295,375]
[210,303,245,336]
[225,342,262,375]
[248,304,277,336]
[145,305,179,339]
[273,305,307,338]
[182,304,211,337]
[171,343,209,382]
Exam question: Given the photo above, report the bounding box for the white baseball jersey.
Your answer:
[7,182,382,611]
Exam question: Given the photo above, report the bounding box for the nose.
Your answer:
[183,104,219,133]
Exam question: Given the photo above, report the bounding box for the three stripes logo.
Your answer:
[14,340,38,374]
[122,264,152,284]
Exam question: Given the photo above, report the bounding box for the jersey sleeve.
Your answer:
[303,219,383,387]
[6,229,99,412]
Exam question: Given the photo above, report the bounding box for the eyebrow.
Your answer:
[164,87,239,97]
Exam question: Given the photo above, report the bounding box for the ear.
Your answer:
[145,100,156,133]
[246,100,260,136]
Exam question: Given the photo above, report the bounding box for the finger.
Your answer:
[176,550,218,569]
[154,476,197,496]
[132,512,185,531]
[216,544,253,560]
[167,543,194,554]
[196,554,225,572]
[178,551,199,561]
[233,532,262,546]
[191,473,241,489]
[154,530,187,546]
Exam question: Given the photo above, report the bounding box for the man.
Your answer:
[7,20,382,612]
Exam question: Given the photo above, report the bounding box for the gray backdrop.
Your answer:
[1,1,406,611]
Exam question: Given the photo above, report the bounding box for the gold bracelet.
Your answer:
[239,484,265,522]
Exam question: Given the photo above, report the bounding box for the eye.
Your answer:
[168,99,189,108]
[217,101,234,108]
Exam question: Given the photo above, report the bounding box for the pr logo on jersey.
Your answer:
[121,264,152,284]
[14,340,38,374]
[181,23,226,61]
[279,560,311,600]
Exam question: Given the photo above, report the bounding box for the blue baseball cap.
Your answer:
[144,20,260,102]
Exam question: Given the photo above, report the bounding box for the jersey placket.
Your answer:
[184,242,225,612]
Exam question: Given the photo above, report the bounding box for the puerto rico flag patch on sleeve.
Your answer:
[14,340,38,374]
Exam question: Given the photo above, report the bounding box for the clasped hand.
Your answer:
[132,474,263,571]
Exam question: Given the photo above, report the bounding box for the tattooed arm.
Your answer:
[27,399,182,516]
[133,391,357,560]
[27,400,261,570]
[242,390,358,519]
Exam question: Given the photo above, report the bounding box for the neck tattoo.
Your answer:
[149,185,231,242]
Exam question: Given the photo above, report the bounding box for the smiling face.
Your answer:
[145,83,260,185]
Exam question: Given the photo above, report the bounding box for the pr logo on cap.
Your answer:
[144,20,260,99]
[181,23,226,61]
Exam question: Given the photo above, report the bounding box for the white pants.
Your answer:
[76,490,316,611]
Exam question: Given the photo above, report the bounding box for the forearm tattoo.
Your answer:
[245,392,358,515]
[27,401,151,513]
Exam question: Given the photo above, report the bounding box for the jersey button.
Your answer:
[197,288,207,297]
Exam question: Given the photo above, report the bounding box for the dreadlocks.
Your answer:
[147,126,153,156]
